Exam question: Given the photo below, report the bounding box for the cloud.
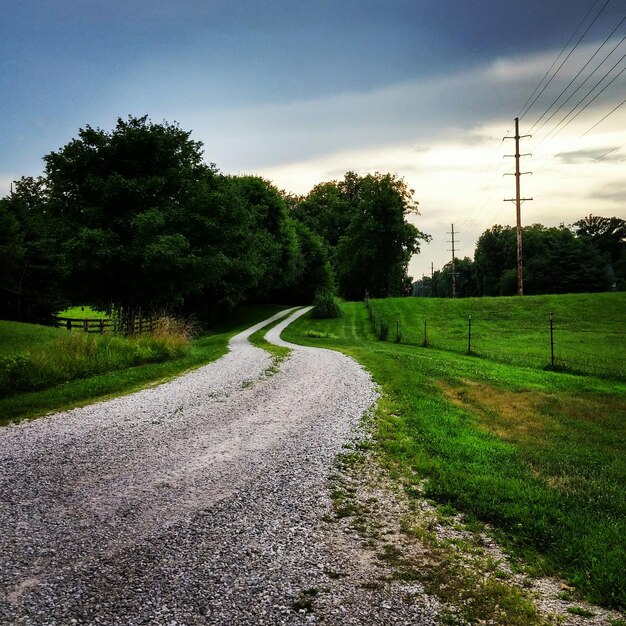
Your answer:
[558,147,624,164]
[179,37,626,181]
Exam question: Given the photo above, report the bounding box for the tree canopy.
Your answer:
[292,172,430,300]
[0,116,368,323]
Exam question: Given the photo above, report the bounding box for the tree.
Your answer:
[293,172,430,300]
[271,221,335,304]
[474,224,608,296]
[0,177,68,322]
[572,215,626,264]
[44,116,214,315]
[225,175,300,303]
[431,257,477,298]
[290,181,353,249]
[572,215,626,289]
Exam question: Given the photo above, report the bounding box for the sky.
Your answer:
[2,0,626,280]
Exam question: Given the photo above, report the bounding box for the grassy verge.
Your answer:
[367,292,626,378]
[0,305,286,425]
[282,300,626,610]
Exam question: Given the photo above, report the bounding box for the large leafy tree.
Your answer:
[293,172,430,300]
[44,115,215,313]
[572,214,626,289]
[572,215,626,264]
[226,176,300,301]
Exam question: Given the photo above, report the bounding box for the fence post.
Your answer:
[66,319,71,331]
[467,314,472,354]
[549,312,555,368]
[423,319,427,347]
[83,319,89,333]
[99,319,105,334]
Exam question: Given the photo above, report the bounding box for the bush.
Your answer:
[311,290,341,319]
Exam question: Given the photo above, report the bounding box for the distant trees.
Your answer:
[572,215,626,289]
[291,172,430,300]
[474,224,609,296]
[414,219,618,298]
[431,257,477,298]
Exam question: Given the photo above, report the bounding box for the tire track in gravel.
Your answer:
[0,307,440,625]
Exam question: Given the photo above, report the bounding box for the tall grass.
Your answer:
[0,317,191,398]
[311,290,341,319]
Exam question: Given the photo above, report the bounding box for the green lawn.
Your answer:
[0,305,286,424]
[57,305,108,319]
[0,320,64,356]
[367,292,625,378]
[282,297,626,609]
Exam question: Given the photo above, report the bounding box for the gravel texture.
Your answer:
[0,307,441,625]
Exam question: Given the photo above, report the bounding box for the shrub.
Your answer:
[311,290,341,319]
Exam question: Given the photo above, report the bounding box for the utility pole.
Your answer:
[430,262,434,297]
[447,224,458,298]
[504,117,533,296]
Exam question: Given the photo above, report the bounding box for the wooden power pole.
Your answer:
[430,262,434,296]
[448,224,457,298]
[504,117,532,296]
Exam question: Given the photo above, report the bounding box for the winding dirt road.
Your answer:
[1,308,444,625]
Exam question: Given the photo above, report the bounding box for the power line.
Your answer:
[580,93,626,137]
[519,0,609,120]
[531,32,626,141]
[542,55,626,143]
[533,95,626,174]
[528,13,626,133]
[592,144,622,161]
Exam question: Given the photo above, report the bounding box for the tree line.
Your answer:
[415,217,626,298]
[0,116,429,324]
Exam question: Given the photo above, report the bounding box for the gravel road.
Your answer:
[0,308,440,625]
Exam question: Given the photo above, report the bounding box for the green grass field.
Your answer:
[0,305,286,424]
[57,306,108,319]
[282,296,626,609]
[367,292,625,378]
[0,320,64,356]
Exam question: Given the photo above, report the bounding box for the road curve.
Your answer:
[0,308,441,625]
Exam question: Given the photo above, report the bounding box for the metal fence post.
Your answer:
[550,312,555,368]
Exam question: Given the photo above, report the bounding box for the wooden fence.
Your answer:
[54,316,157,335]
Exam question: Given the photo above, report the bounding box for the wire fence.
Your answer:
[364,298,626,380]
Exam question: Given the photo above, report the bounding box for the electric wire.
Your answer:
[580,92,626,136]
[592,144,622,161]
[547,56,626,139]
[519,0,610,120]
[531,33,626,141]
[532,66,626,173]
[528,13,626,133]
